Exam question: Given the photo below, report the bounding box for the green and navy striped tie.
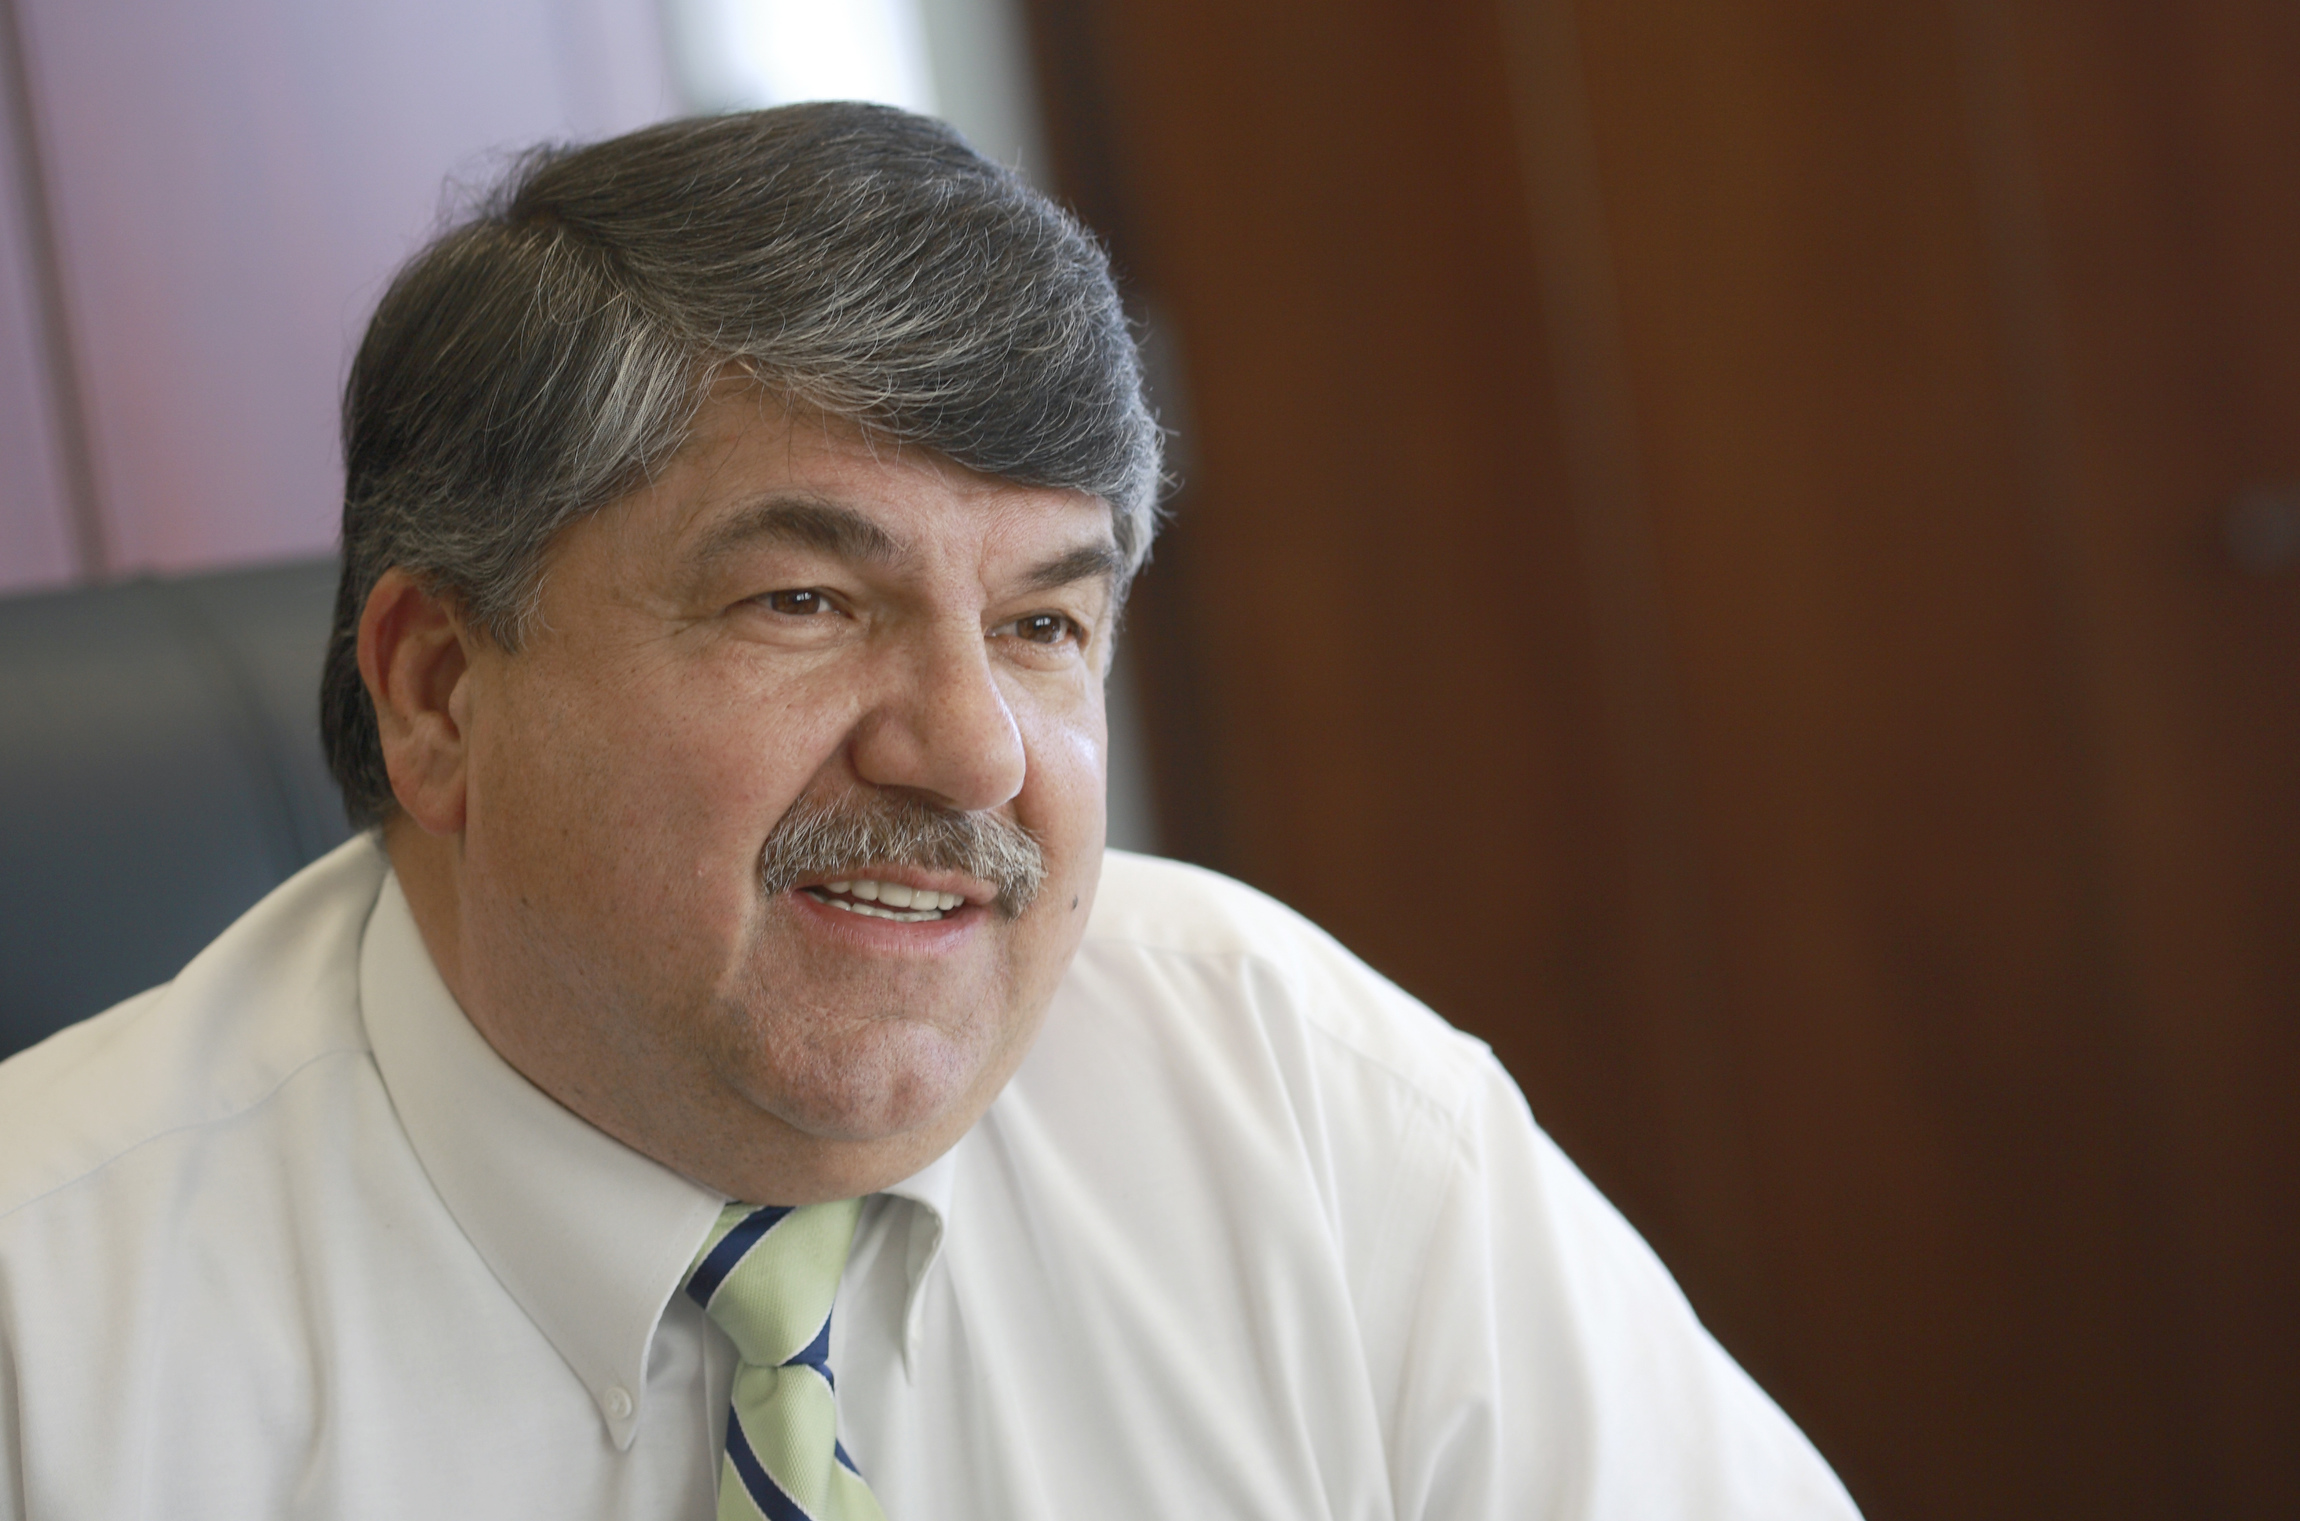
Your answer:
[687,1199,887,1521]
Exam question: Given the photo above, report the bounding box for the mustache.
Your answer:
[757,789,1047,919]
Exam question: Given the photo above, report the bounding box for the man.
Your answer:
[0,105,1858,1519]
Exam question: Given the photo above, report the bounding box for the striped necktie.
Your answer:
[687,1199,887,1521]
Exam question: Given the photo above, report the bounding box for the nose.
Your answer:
[846,622,1028,815]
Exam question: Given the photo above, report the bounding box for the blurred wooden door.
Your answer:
[1024,1,2300,1516]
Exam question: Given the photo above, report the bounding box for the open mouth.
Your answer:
[800,878,969,923]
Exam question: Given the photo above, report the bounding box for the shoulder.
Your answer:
[1077,849,1504,1139]
[0,836,390,1223]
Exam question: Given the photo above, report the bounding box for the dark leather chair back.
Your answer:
[0,558,350,1061]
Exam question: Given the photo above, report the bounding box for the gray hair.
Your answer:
[321,102,1163,828]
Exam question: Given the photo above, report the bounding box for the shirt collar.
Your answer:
[357,866,955,1444]
[878,1135,956,1374]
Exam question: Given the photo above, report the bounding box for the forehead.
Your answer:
[609,390,1119,582]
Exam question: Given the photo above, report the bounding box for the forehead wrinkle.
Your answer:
[686,494,911,575]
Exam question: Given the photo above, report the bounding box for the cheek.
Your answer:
[471,654,833,905]
[1018,699,1109,931]
[1037,697,1109,850]
[570,649,824,795]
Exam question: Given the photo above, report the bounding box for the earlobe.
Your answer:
[358,568,475,837]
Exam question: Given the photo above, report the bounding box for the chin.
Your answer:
[735,1019,984,1146]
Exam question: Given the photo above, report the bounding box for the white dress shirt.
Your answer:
[0,836,1858,1519]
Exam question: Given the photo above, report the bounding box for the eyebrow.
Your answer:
[687,496,907,571]
[1017,540,1126,595]
[688,493,1124,596]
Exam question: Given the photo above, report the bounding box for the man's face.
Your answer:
[428,388,1116,1201]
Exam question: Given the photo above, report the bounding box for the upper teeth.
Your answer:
[813,879,967,919]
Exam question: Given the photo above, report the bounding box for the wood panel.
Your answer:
[1026,1,2300,1517]
[1993,3,2300,1508]
[1562,3,2181,1510]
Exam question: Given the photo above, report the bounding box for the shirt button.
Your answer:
[604,1385,634,1421]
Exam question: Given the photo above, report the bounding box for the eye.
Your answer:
[760,589,833,616]
[993,612,1081,647]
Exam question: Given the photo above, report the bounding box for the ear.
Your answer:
[358,568,476,837]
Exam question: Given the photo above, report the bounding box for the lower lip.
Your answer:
[786,888,984,951]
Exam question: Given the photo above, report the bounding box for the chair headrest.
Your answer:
[0,558,350,1060]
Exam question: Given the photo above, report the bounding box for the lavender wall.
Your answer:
[0,0,77,589]
[0,0,679,592]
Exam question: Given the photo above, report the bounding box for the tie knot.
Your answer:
[687,1199,863,1369]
